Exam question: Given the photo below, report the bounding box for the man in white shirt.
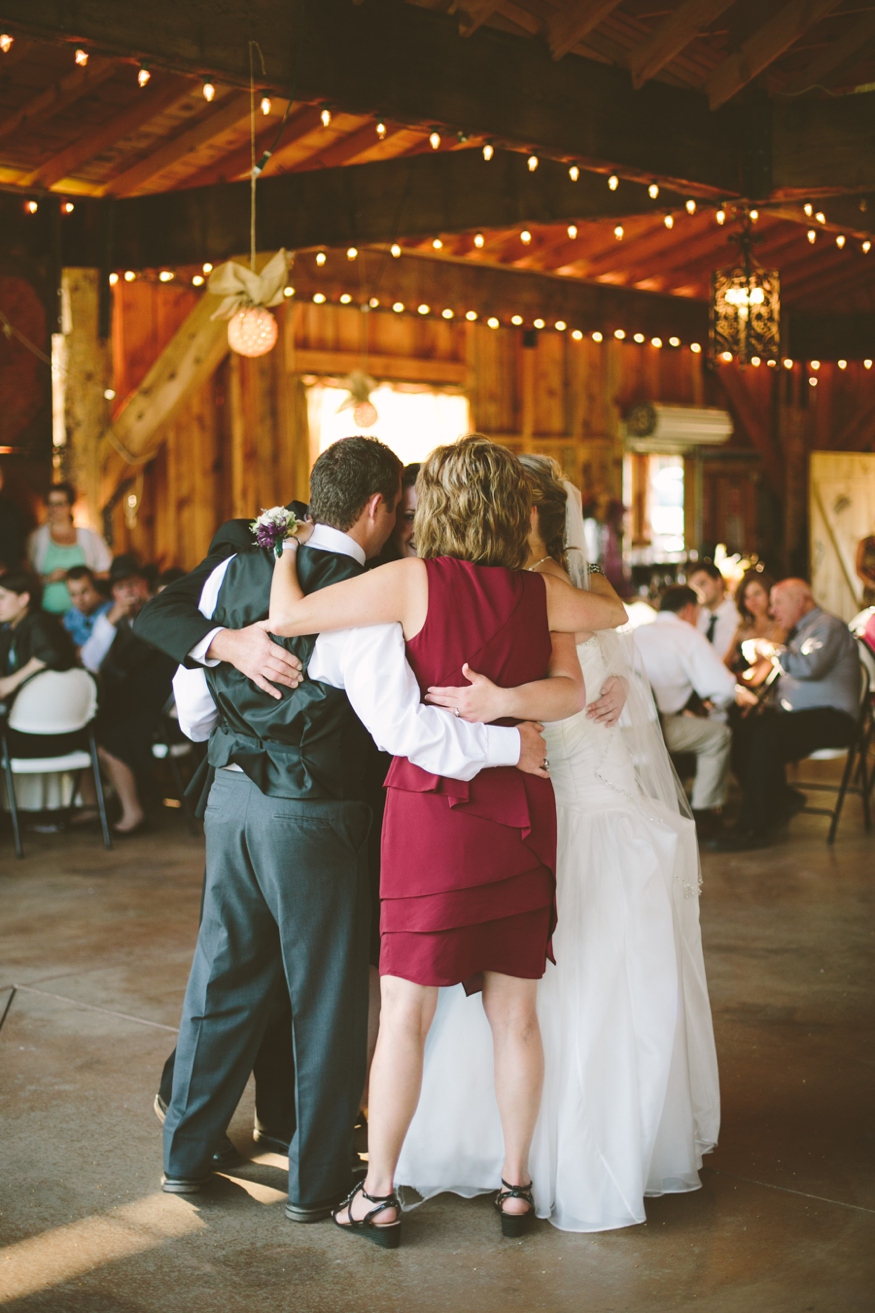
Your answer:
[145,436,548,1220]
[689,562,738,662]
[636,583,737,834]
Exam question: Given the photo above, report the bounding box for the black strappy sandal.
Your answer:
[494,1178,536,1238]
[331,1179,402,1249]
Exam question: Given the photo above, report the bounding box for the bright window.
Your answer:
[308,382,471,467]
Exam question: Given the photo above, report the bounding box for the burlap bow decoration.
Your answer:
[207,248,290,320]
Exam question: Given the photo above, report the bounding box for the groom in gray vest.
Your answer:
[159,437,544,1220]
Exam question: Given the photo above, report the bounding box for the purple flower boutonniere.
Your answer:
[250,506,302,559]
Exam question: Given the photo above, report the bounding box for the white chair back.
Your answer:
[856,639,875,695]
[7,668,98,735]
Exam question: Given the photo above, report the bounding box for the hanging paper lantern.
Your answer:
[227,306,278,358]
[353,399,378,427]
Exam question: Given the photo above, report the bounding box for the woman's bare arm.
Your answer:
[543,573,626,634]
[268,546,427,638]
[425,631,585,724]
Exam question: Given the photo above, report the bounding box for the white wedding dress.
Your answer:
[395,635,721,1232]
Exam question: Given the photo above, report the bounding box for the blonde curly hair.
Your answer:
[414,435,532,570]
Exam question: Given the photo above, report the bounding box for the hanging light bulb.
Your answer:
[807,229,817,243]
[315,251,327,266]
[441,308,454,319]
[75,48,89,66]
[614,329,626,340]
[369,297,379,308]
[720,350,732,362]
[864,359,873,369]
[203,80,216,102]
[339,293,352,304]
[25,200,38,214]
[568,164,580,181]
[62,201,74,214]
[664,214,674,229]
[669,336,681,347]
[417,303,430,315]
[429,130,441,150]
[815,211,825,224]
[346,247,358,261]
[751,356,761,367]
[555,321,566,331]
[482,142,494,161]
[260,96,272,116]
[123,270,136,282]
[571,329,583,340]
[520,230,532,245]
[651,337,663,348]
[465,310,478,321]
[0,34,13,53]
[390,243,401,258]
[783,358,793,370]
[690,342,702,354]
[685,199,696,214]
[432,238,443,250]
[614,225,624,239]
[159,271,174,282]
[810,360,821,370]
[376,121,387,139]
[202,262,213,274]
[487,317,500,329]
[108,272,119,286]
[321,107,332,127]
[511,314,524,326]
[393,301,404,313]
[716,208,726,225]
[608,175,618,190]
[804,202,813,217]
[838,359,848,369]
[313,293,326,304]
[809,375,818,386]
[836,234,846,249]
[750,209,759,222]
[591,331,603,342]
[137,64,151,87]
[648,183,659,199]
[863,240,872,253]
[527,154,539,172]
[192,274,204,286]
[567,224,578,239]
[473,233,485,248]
[633,332,645,343]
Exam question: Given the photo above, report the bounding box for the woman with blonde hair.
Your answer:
[267,435,626,1247]
[397,454,720,1233]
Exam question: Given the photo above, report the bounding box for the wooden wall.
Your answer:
[102,283,875,578]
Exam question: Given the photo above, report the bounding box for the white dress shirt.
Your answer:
[696,594,738,661]
[174,522,521,780]
[636,611,737,715]
[80,610,120,672]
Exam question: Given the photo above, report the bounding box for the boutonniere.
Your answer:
[250,506,302,560]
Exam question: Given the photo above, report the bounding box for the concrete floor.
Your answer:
[1,782,873,1313]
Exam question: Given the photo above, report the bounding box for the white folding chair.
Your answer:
[792,652,872,845]
[0,668,111,858]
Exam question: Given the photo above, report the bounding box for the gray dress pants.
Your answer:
[164,769,371,1208]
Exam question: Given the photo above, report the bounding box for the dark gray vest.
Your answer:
[206,543,373,800]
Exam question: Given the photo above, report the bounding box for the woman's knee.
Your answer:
[378,975,437,1041]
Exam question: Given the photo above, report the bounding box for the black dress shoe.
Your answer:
[706,826,771,852]
[162,1173,211,1194]
[252,1127,290,1155]
[213,1135,242,1169]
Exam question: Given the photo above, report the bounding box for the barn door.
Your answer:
[810,451,875,620]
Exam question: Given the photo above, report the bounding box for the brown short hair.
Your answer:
[309,436,402,531]
[414,435,531,570]
[518,454,568,570]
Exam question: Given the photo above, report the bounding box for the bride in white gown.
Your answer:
[395,457,720,1232]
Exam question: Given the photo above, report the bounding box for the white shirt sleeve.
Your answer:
[173,557,235,739]
[309,623,521,780]
[685,630,737,707]
[80,611,118,673]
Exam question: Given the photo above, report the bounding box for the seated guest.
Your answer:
[688,561,738,660]
[63,566,112,649]
[0,570,76,755]
[724,567,786,674]
[81,554,176,835]
[636,583,737,837]
[715,578,862,851]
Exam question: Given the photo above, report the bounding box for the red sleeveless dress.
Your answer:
[380,557,558,993]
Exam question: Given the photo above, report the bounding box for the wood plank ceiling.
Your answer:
[0,4,873,314]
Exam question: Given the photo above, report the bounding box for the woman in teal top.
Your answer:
[27,481,112,614]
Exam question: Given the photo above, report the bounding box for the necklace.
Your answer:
[527,556,552,572]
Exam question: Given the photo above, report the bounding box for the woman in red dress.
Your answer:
[268,436,626,1245]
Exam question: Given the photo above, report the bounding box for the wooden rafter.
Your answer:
[21,74,198,190]
[456,0,503,37]
[175,105,331,189]
[0,54,118,141]
[100,91,254,196]
[297,120,406,171]
[628,0,737,89]
[549,0,627,60]
[780,9,875,96]
[705,0,846,110]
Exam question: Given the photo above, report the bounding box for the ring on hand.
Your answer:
[542,757,550,771]
[453,706,461,718]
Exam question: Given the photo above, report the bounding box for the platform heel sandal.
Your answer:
[331,1179,402,1249]
[494,1178,535,1238]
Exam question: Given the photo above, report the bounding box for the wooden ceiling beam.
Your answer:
[549,0,627,61]
[177,105,327,190]
[628,0,737,90]
[21,74,198,190]
[780,10,875,96]
[100,91,253,196]
[0,54,118,141]
[294,121,407,171]
[456,1,503,37]
[705,0,845,110]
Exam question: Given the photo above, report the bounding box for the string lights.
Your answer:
[320,107,332,127]
[203,80,216,102]
[260,96,272,115]
[0,34,13,52]
[75,49,89,66]
[137,64,150,87]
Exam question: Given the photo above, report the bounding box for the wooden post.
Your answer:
[62,269,113,531]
